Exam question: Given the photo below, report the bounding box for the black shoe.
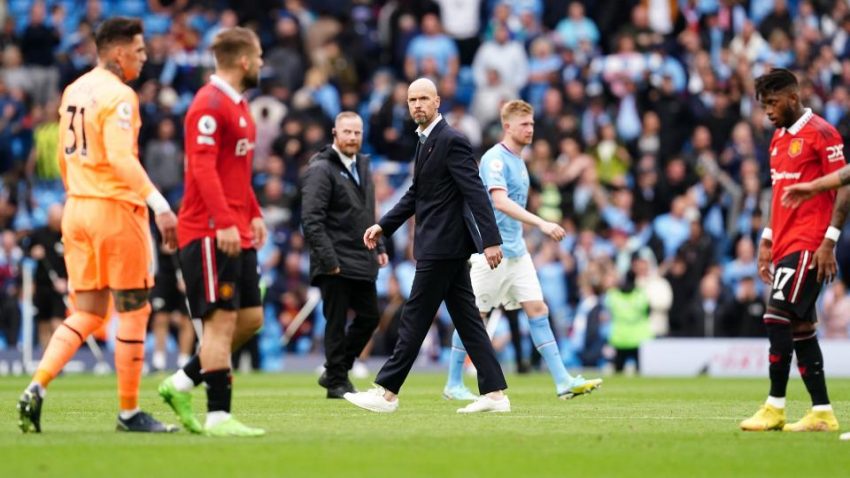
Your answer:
[326,384,356,399]
[319,371,355,395]
[18,386,43,433]
[318,371,331,389]
[116,411,179,433]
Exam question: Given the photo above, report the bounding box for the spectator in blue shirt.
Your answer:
[722,236,761,294]
[404,13,459,81]
[524,36,560,111]
[653,196,692,260]
[555,2,600,50]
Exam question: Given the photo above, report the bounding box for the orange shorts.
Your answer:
[62,197,154,291]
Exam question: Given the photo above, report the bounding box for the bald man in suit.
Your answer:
[344,78,510,414]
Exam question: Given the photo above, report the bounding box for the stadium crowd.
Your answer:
[3,0,850,372]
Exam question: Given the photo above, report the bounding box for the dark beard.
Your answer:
[242,71,260,90]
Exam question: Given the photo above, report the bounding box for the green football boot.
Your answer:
[205,417,266,437]
[158,376,203,434]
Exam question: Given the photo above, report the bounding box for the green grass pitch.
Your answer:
[2,372,850,477]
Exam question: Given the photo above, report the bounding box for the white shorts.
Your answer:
[469,253,543,312]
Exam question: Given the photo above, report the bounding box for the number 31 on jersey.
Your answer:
[64,105,88,156]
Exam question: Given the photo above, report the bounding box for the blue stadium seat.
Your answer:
[112,0,147,17]
[455,66,476,107]
[143,13,172,36]
[8,0,32,19]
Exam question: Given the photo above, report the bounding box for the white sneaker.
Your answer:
[351,360,369,379]
[344,386,398,413]
[840,431,850,441]
[457,394,510,413]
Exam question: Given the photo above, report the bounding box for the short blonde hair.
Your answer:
[500,100,534,123]
[335,111,362,126]
[211,27,259,69]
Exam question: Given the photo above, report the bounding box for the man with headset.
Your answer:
[301,111,388,398]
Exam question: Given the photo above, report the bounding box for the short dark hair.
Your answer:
[754,68,798,101]
[95,17,143,54]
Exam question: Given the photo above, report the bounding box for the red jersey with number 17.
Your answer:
[769,109,846,263]
[178,75,262,249]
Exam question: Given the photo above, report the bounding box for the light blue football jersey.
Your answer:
[479,143,530,258]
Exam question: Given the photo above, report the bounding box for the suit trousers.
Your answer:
[319,276,380,385]
[375,259,507,394]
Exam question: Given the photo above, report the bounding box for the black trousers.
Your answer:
[375,259,508,395]
[454,37,480,66]
[614,347,640,373]
[0,292,20,347]
[503,309,524,366]
[319,275,380,386]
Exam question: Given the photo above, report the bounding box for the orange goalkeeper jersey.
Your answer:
[58,67,156,207]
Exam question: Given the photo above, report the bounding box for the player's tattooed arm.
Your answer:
[830,186,850,228]
[839,165,850,186]
[782,166,848,208]
[813,186,850,283]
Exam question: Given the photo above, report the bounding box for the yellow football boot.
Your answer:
[558,377,603,400]
[783,409,839,432]
[740,404,786,431]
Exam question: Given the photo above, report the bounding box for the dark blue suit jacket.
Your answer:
[379,119,502,260]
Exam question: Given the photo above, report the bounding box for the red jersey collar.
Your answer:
[782,108,813,137]
[210,74,243,104]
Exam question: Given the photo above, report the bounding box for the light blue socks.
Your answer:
[446,330,467,389]
[528,315,573,391]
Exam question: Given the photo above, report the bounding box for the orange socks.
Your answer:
[33,311,104,387]
[115,304,151,411]
[34,304,152,412]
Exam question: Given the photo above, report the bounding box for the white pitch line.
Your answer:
[492,416,742,420]
[218,412,744,420]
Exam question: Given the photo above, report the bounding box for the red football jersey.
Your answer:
[178,75,261,249]
[770,109,846,262]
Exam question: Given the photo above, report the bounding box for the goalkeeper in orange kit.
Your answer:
[17,17,179,433]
